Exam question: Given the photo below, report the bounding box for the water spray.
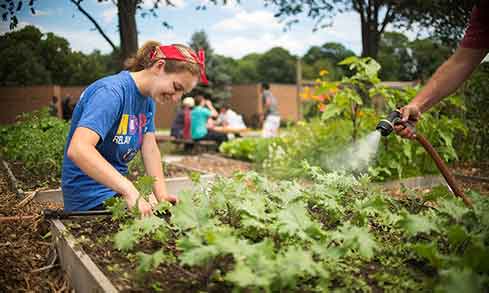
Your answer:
[376,110,473,207]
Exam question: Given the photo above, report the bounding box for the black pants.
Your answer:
[196,130,228,146]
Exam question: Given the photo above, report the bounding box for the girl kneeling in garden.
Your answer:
[62,41,207,216]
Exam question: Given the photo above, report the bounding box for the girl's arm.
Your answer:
[67,127,153,216]
[141,133,178,203]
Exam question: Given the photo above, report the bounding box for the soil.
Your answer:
[452,161,489,195]
[7,160,60,191]
[387,161,489,199]
[0,171,69,292]
[178,154,252,177]
[67,216,233,292]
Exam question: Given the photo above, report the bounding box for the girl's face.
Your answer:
[150,61,199,104]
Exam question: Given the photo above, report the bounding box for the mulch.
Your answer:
[0,171,70,292]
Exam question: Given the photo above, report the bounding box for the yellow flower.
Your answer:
[357,111,364,118]
[300,87,312,100]
[315,78,321,84]
[319,69,329,76]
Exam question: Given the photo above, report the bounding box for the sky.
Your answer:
[0,0,425,59]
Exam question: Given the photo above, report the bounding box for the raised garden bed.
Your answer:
[33,163,215,205]
[47,170,489,292]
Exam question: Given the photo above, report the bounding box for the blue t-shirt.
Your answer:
[191,106,212,139]
[62,71,156,211]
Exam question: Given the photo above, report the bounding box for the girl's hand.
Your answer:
[151,192,179,205]
[123,192,153,217]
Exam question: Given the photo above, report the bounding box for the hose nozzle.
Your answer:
[376,110,402,137]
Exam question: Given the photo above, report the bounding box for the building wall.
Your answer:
[268,83,299,121]
[155,103,177,130]
[0,83,301,128]
[0,85,61,124]
[230,84,260,126]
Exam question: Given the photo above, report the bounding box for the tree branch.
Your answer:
[354,0,366,25]
[69,0,118,52]
[379,5,393,34]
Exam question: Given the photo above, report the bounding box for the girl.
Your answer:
[62,42,207,216]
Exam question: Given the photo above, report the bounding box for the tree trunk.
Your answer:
[358,0,382,59]
[360,17,380,58]
[118,0,138,64]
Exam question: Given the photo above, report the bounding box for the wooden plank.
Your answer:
[51,219,119,293]
[35,175,215,204]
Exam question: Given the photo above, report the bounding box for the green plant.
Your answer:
[104,166,489,291]
[0,108,69,178]
[237,57,467,181]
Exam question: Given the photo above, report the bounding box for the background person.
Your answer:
[62,93,75,121]
[260,82,280,138]
[395,1,488,139]
[191,95,227,146]
[49,95,58,117]
[170,96,194,140]
[217,104,247,130]
[62,41,207,216]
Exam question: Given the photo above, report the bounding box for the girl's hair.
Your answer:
[124,41,200,77]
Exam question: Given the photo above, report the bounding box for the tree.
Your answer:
[265,0,477,59]
[0,25,115,86]
[408,37,451,82]
[377,31,412,81]
[235,53,261,83]
[0,25,51,85]
[302,42,355,80]
[1,1,236,65]
[0,0,36,30]
[257,47,296,83]
[188,30,232,102]
[67,0,234,65]
[304,42,355,65]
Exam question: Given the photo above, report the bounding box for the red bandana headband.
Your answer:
[150,45,208,85]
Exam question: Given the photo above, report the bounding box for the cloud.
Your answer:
[213,30,326,58]
[212,10,281,32]
[102,6,118,24]
[0,21,42,35]
[211,10,363,58]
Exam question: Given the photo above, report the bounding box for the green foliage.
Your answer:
[257,47,297,83]
[222,56,467,181]
[189,30,232,101]
[0,108,69,178]
[0,25,117,86]
[104,167,489,291]
[214,47,297,84]
[457,62,489,161]
[219,137,274,162]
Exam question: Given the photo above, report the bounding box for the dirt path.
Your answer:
[177,154,252,177]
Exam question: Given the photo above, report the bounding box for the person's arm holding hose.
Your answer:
[396,3,489,139]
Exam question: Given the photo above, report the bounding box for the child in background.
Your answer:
[170,97,194,140]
